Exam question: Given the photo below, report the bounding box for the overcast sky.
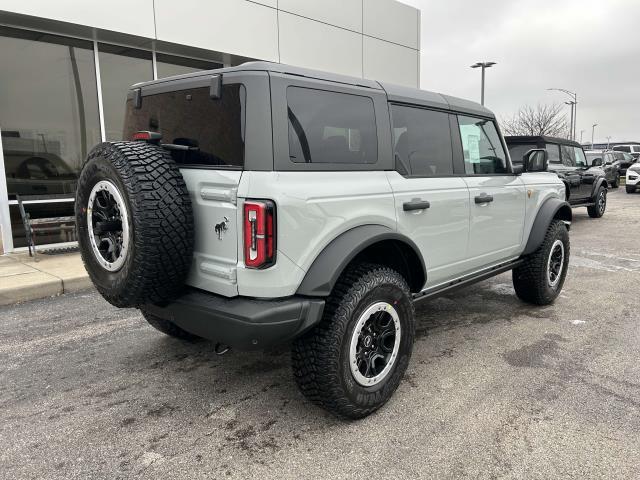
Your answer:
[400,0,640,143]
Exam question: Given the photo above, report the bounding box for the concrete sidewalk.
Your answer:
[0,252,91,305]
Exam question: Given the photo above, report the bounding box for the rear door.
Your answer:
[454,114,526,270]
[124,73,264,296]
[387,104,470,288]
[558,144,585,201]
[573,146,596,198]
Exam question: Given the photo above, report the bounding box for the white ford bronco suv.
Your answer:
[75,62,571,419]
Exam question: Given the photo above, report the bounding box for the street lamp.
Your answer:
[580,129,585,144]
[548,88,578,141]
[606,136,612,149]
[564,101,576,141]
[471,61,496,106]
[592,123,598,149]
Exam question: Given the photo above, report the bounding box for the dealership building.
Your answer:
[0,0,421,252]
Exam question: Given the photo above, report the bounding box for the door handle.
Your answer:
[403,199,430,211]
[474,194,494,204]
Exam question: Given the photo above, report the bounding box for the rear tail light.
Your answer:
[243,200,276,269]
[132,131,162,143]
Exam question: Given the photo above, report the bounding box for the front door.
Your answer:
[387,104,470,289]
[455,115,526,271]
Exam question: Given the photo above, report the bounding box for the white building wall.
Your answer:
[0,0,420,87]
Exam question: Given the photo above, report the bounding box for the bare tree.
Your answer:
[501,103,569,137]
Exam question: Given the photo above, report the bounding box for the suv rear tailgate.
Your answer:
[181,168,241,297]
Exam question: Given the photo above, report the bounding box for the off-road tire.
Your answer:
[627,185,636,194]
[291,263,415,419]
[587,186,606,218]
[512,220,569,306]
[75,142,194,307]
[141,309,200,341]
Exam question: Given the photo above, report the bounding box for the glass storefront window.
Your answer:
[98,44,153,141]
[0,27,101,247]
[156,53,222,79]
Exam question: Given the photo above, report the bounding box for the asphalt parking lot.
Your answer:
[1,188,639,480]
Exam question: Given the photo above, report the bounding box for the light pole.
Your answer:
[548,88,578,141]
[606,136,612,149]
[580,129,585,144]
[592,123,598,149]
[565,101,576,141]
[471,61,496,106]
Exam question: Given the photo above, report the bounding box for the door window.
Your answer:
[506,143,537,165]
[390,105,453,176]
[287,87,377,164]
[560,145,576,167]
[546,144,562,164]
[573,147,587,167]
[456,116,507,174]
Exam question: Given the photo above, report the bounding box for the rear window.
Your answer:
[287,86,377,164]
[613,146,631,153]
[123,84,246,168]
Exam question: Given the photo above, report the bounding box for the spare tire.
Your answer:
[75,141,194,307]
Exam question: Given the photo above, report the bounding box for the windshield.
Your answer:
[507,144,537,165]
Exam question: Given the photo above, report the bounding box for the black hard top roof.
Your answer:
[131,61,494,119]
[504,135,582,148]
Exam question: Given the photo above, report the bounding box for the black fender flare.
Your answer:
[523,198,572,255]
[591,177,608,198]
[296,225,426,297]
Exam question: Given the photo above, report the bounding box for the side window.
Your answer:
[390,104,453,176]
[560,144,575,167]
[614,146,631,153]
[546,144,561,164]
[507,143,537,165]
[456,115,507,174]
[287,86,377,164]
[574,147,587,167]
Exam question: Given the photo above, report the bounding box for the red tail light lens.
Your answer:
[132,131,162,142]
[243,200,276,269]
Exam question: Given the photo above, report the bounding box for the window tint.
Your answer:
[507,143,537,165]
[574,147,587,167]
[560,144,576,167]
[123,84,246,167]
[390,105,453,176]
[613,146,631,153]
[457,116,507,174]
[546,144,561,164]
[0,26,101,247]
[287,87,377,164]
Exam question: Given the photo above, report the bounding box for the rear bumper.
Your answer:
[144,289,325,350]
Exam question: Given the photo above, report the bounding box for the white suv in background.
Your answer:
[612,144,640,160]
[626,162,640,193]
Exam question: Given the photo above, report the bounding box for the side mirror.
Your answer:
[512,164,524,175]
[522,149,548,172]
[591,158,603,167]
